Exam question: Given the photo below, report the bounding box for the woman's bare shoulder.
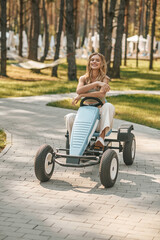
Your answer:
[106,75,111,82]
[103,75,111,83]
[79,74,87,83]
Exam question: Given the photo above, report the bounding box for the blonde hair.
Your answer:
[85,52,107,84]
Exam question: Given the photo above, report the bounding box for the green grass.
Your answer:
[111,60,160,90]
[0,129,6,152]
[0,60,78,98]
[0,59,159,98]
[47,94,160,130]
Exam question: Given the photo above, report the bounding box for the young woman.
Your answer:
[64,52,115,148]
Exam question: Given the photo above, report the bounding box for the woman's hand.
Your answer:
[101,83,110,93]
[96,81,110,92]
[72,94,81,105]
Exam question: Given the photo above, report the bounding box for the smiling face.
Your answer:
[86,53,107,84]
[89,54,101,70]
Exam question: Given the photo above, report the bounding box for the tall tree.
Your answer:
[98,0,105,55]
[19,0,23,57]
[81,0,88,47]
[52,0,64,77]
[74,0,80,45]
[66,0,77,81]
[104,0,108,51]
[145,0,150,38]
[136,0,142,68]
[124,0,129,66]
[149,0,157,69]
[0,0,7,76]
[113,0,125,78]
[28,0,40,61]
[105,0,117,74]
[40,0,49,62]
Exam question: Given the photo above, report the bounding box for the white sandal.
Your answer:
[95,137,104,148]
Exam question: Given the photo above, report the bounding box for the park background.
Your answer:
[0,2,160,240]
[0,0,160,149]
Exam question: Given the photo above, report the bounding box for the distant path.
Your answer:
[108,90,160,96]
[2,90,159,107]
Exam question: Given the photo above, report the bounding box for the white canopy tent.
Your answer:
[87,33,92,53]
[127,35,147,53]
[92,32,99,52]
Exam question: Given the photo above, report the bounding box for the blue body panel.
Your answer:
[70,106,100,157]
[67,101,112,164]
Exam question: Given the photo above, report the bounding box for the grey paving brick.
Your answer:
[0,94,160,240]
[23,234,49,240]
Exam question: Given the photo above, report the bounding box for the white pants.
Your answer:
[64,103,115,138]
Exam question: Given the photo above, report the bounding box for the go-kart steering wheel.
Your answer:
[80,97,103,107]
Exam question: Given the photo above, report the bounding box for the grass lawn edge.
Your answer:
[47,94,160,130]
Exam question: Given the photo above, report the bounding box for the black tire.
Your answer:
[123,133,136,166]
[34,144,55,182]
[99,149,119,188]
[66,131,70,155]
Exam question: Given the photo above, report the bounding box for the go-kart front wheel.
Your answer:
[34,144,55,182]
[99,149,119,188]
[123,133,136,166]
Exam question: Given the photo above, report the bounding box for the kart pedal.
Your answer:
[94,145,104,151]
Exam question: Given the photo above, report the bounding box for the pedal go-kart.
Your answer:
[34,97,136,188]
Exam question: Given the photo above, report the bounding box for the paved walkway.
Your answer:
[0,92,160,240]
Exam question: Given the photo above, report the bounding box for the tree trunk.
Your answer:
[112,0,125,78]
[104,0,108,43]
[105,0,117,74]
[0,0,7,76]
[28,0,40,61]
[145,0,150,38]
[149,0,157,70]
[66,0,77,81]
[51,0,64,77]
[40,0,49,62]
[136,0,142,68]
[124,0,129,66]
[98,0,105,55]
[74,0,79,46]
[19,0,23,57]
[81,0,88,47]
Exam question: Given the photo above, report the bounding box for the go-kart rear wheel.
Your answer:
[34,144,55,182]
[99,149,119,188]
[65,131,70,155]
[123,133,136,165]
